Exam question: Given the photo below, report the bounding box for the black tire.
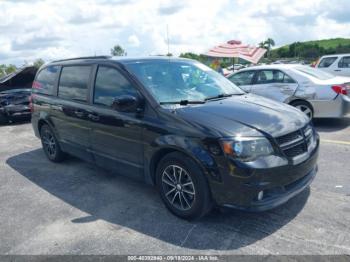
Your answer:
[0,113,8,125]
[290,100,313,119]
[156,152,213,220]
[40,124,66,162]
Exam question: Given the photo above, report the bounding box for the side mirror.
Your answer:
[112,95,143,113]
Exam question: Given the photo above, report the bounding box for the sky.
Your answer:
[0,0,349,66]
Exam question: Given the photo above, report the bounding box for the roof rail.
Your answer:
[52,55,112,63]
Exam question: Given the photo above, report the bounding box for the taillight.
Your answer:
[332,85,348,95]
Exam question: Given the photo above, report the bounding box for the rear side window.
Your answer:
[338,56,350,68]
[94,66,138,107]
[318,57,337,68]
[255,70,295,84]
[58,66,91,102]
[228,71,255,86]
[33,66,59,95]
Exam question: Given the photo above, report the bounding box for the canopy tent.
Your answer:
[203,40,267,64]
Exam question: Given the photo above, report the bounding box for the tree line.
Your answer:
[271,42,350,61]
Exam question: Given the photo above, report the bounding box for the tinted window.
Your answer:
[58,66,91,102]
[338,56,350,68]
[318,57,337,68]
[94,66,138,107]
[229,71,255,86]
[34,66,59,95]
[255,70,295,84]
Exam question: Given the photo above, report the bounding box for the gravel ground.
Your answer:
[0,118,349,255]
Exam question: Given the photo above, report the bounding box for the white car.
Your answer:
[315,54,350,77]
[227,64,350,119]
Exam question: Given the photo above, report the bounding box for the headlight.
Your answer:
[220,137,274,161]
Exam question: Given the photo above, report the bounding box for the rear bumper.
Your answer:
[311,94,350,118]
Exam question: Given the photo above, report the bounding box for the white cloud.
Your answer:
[128,35,140,47]
[0,0,349,65]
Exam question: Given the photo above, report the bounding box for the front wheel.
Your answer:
[156,152,213,220]
[0,113,8,125]
[40,124,66,162]
[290,101,313,119]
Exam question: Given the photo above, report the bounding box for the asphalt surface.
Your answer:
[0,118,349,255]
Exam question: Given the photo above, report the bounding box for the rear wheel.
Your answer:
[156,152,213,220]
[40,124,66,162]
[290,101,313,119]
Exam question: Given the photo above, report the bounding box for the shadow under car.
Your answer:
[6,148,310,250]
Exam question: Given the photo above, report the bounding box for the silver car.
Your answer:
[228,64,350,119]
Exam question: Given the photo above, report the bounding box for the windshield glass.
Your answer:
[295,66,334,80]
[125,60,244,103]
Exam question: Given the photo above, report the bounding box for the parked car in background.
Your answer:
[0,66,37,124]
[315,54,350,77]
[227,64,350,119]
[31,56,319,220]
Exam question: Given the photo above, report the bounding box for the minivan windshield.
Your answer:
[125,60,244,104]
[295,66,334,80]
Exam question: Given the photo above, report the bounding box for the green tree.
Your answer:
[110,45,127,56]
[33,58,45,68]
[179,52,207,63]
[260,38,275,58]
[258,41,265,48]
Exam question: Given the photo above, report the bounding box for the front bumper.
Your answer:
[0,105,31,119]
[209,137,319,211]
[223,165,316,211]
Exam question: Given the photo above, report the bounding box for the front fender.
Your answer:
[143,134,221,185]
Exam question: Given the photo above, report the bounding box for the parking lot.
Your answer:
[0,119,349,255]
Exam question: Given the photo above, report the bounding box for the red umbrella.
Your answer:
[204,40,267,64]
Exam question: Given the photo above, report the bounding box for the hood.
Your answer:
[0,66,37,92]
[175,94,309,138]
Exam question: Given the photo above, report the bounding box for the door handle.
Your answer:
[88,113,100,121]
[334,69,341,72]
[74,110,85,118]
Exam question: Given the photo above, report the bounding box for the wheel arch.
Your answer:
[148,146,210,185]
[288,98,314,112]
[38,118,49,133]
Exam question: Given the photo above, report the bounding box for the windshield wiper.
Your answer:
[160,100,205,106]
[205,93,243,101]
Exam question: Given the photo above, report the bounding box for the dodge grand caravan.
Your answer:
[31,56,319,219]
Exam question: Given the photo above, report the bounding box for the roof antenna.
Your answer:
[167,24,170,56]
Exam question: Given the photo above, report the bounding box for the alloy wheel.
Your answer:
[161,165,196,211]
[42,129,56,157]
[295,104,313,119]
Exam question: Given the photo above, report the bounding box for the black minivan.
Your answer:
[31,56,319,219]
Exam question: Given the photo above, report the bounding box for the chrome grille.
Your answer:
[276,130,303,148]
[276,125,314,158]
[283,143,306,158]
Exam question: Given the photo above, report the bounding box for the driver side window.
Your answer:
[94,66,138,107]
